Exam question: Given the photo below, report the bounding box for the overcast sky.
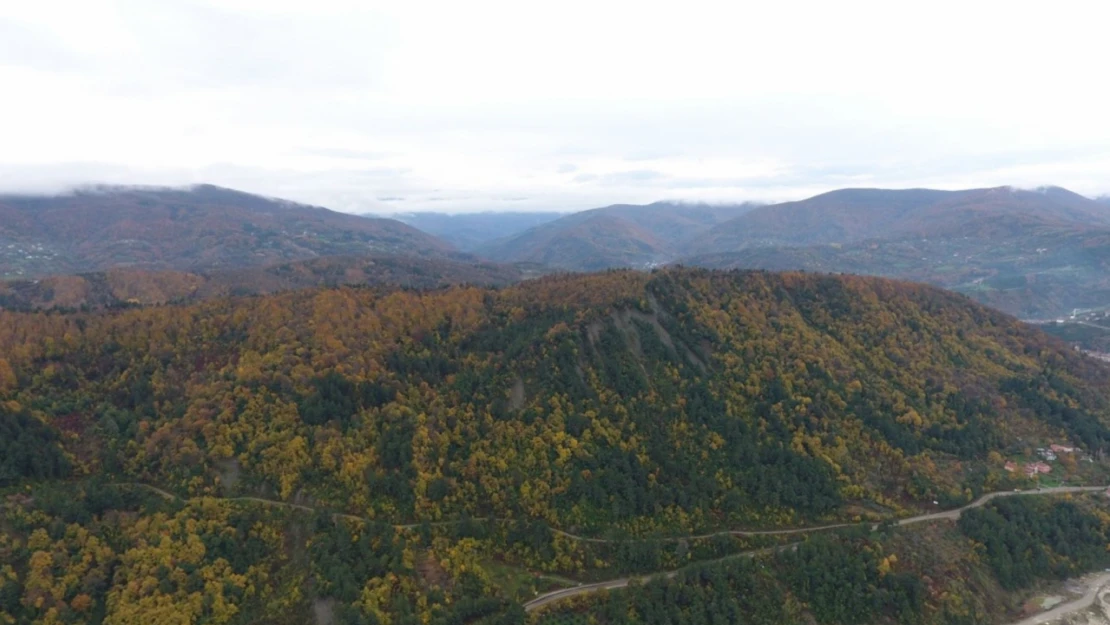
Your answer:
[2,0,1109,214]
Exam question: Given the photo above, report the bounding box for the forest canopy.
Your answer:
[3,267,1110,623]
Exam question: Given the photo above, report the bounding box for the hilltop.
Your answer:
[0,184,452,278]
[697,186,1109,252]
[7,268,1107,524]
[476,201,756,269]
[4,268,1110,622]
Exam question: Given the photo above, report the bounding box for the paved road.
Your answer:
[1008,573,1110,625]
[524,486,1109,612]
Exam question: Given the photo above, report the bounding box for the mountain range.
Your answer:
[0,184,450,278]
[5,183,1110,318]
[475,201,758,269]
[475,186,1110,317]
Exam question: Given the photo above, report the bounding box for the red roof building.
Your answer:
[1024,462,1052,477]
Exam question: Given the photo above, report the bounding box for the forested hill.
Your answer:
[0,254,528,311]
[0,185,452,278]
[5,267,1110,624]
[4,268,1110,528]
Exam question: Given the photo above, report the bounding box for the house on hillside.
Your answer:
[1004,461,1018,472]
[1036,448,1057,461]
[1050,444,1077,454]
[1025,462,1052,477]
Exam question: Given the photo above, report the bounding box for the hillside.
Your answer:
[533,492,1110,625]
[476,201,755,270]
[476,212,673,270]
[674,186,1110,317]
[0,185,452,278]
[470,187,1110,317]
[697,186,1110,253]
[688,221,1110,318]
[698,188,960,251]
[0,254,529,310]
[3,268,1110,623]
[390,211,565,251]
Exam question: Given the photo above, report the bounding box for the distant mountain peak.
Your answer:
[475,200,756,270]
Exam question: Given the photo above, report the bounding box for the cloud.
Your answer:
[595,170,668,186]
[300,147,391,161]
[1,1,1110,213]
[623,150,683,162]
[0,19,84,72]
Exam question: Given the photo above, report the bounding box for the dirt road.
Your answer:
[1007,573,1110,625]
[894,486,1107,526]
[523,546,785,611]
[524,485,1108,612]
[119,481,1110,613]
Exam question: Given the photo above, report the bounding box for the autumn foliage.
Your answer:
[3,267,1110,623]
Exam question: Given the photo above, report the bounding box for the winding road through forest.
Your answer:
[120,482,1109,611]
[523,485,1108,611]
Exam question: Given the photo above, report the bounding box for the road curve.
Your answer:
[523,545,785,612]
[894,486,1107,528]
[525,485,1108,612]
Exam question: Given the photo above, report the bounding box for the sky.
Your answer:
[2,0,1110,214]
